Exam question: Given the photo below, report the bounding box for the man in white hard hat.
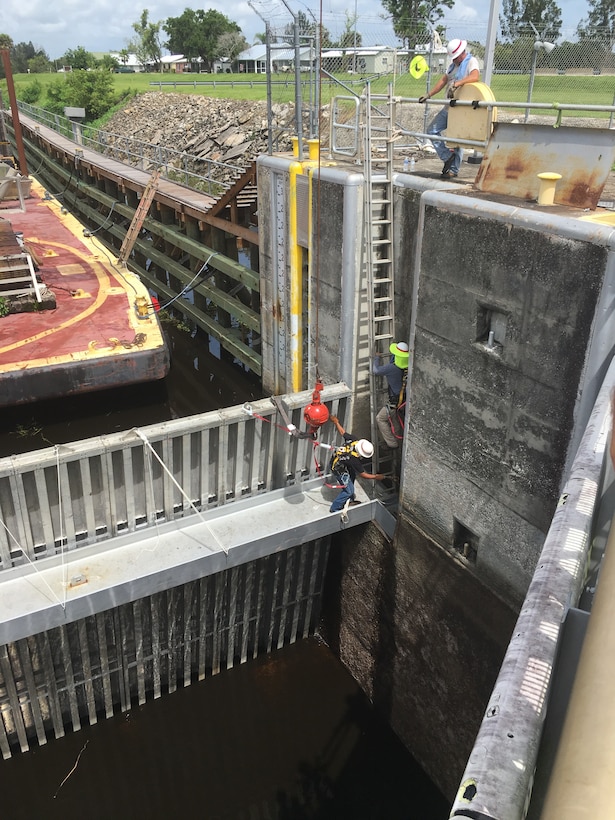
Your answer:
[328,415,385,512]
[418,38,480,178]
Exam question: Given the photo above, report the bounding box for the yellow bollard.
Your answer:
[307,139,320,161]
[537,172,562,205]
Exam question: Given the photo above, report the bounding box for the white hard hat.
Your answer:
[447,38,467,59]
[356,439,374,458]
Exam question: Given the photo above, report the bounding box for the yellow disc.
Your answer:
[409,55,428,79]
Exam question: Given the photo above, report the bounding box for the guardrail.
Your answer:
[329,92,615,160]
[16,101,244,194]
[449,357,615,819]
[0,384,351,571]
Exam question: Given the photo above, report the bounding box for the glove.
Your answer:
[418,95,428,104]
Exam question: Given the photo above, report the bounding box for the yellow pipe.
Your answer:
[289,159,303,392]
[287,139,320,391]
[541,513,615,818]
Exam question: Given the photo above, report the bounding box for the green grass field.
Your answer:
[3,69,614,113]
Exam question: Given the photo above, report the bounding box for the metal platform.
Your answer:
[0,477,395,645]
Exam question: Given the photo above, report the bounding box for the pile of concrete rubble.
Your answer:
[103,92,298,186]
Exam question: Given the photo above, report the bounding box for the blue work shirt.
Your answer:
[373,355,405,402]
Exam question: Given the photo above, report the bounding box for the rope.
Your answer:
[311,440,346,488]
[340,496,352,523]
[385,401,406,441]
[313,0,324,379]
[137,430,163,554]
[133,428,229,555]
[0,516,66,610]
[56,446,67,608]
[242,402,299,435]
[157,252,218,312]
[83,200,118,236]
[0,447,67,611]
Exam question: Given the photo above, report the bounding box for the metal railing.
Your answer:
[449,356,615,818]
[329,92,615,161]
[0,384,351,571]
[16,101,245,194]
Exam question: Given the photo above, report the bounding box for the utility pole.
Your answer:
[280,0,303,158]
[248,1,274,154]
[1,49,29,177]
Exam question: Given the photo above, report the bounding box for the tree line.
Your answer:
[0,0,613,122]
[1,0,613,77]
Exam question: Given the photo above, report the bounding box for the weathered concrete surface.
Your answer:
[397,192,609,606]
[321,517,517,802]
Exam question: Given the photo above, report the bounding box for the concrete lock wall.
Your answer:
[398,189,610,607]
[321,517,518,802]
[257,159,615,801]
[257,156,368,430]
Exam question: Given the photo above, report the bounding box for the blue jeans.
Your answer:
[427,107,462,175]
[330,471,355,512]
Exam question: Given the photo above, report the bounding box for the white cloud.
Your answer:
[0,0,589,60]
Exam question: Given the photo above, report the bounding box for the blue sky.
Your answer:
[1,0,589,61]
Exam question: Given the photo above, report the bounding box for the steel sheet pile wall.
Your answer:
[0,540,329,758]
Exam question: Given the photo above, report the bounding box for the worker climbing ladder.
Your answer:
[362,84,398,483]
[117,169,161,265]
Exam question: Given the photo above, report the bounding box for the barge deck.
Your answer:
[0,178,169,406]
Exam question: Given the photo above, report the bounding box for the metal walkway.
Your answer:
[0,384,394,645]
[0,477,394,646]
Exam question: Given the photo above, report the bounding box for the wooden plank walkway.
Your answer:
[19,113,218,216]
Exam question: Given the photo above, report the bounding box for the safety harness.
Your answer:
[330,440,363,475]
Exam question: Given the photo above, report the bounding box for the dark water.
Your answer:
[1,639,449,820]
[0,322,449,818]
[0,324,264,458]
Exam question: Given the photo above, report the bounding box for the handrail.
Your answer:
[449,356,615,819]
[329,92,615,161]
[0,384,352,571]
[15,101,244,194]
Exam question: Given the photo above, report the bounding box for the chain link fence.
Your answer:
[258,19,615,127]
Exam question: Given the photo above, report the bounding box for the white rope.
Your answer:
[0,516,66,609]
[340,496,351,524]
[55,446,67,608]
[137,432,163,554]
[133,428,229,555]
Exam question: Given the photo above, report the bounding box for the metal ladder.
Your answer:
[117,169,160,265]
[363,84,398,487]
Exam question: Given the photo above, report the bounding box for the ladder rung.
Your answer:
[0,265,31,274]
[0,274,35,284]
[0,287,36,296]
